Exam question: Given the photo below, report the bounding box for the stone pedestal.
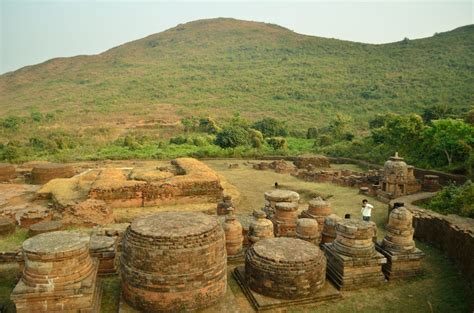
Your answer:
[248,210,274,244]
[376,207,425,280]
[323,220,386,290]
[217,195,233,215]
[271,202,299,237]
[296,218,320,244]
[263,190,299,219]
[245,237,326,300]
[0,163,16,181]
[300,197,332,234]
[27,220,63,237]
[120,212,227,312]
[10,231,102,312]
[90,235,117,275]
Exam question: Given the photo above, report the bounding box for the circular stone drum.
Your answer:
[31,163,75,184]
[333,219,376,258]
[27,220,63,237]
[21,231,93,288]
[120,212,227,312]
[245,237,326,299]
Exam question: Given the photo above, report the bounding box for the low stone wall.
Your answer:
[389,194,474,288]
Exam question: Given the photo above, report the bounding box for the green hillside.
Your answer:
[0,18,472,167]
[1,18,473,128]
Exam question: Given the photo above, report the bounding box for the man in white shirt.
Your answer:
[361,199,374,222]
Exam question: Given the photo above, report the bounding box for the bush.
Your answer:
[252,118,288,137]
[248,129,264,148]
[266,137,287,150]
[169,135,190,145]
[198,117,221,134]
[215,126,249,148]
[1,116,23,131]
[306,127,319,139]
[426,181,474,218]
[316,134,333,147]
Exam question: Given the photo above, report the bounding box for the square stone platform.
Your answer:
[11,259,102,313]
[323,243,387,291]
[232,266,341,311]
[375,243,425,280]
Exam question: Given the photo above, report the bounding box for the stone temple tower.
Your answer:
[378,152,420,201]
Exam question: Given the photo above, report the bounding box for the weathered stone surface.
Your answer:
[27,220,63,237]
[14,207,53,228]
[245,237,326,299]
[61,199,114,226]
[90,235,117,275]
[223,208,244,257]
[248,209,274,244]
[272,201,299,237]
[263,189,299,219]
[321,214,342,244]
[323,219,386,290]
[300,197,332,234]
[11,231,101,312]
[217,195,234,215]
[294,155,330,169]
[296,218,321,244]
[31,163,75,184]
[120,212,227,312]
[0,163,16,182]
[0,217,15,237]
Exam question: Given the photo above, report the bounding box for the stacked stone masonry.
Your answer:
[0,163,16,182]
[300,197,332,240]
[323,219,386,290]
[0,217,15,236]
[27,220,63,237]
[223,208,244,257]
[321,214,342,244]
[31,163,75,184]
[376,207,425,280]
[90,235,117,275]
[248,209,274,244]
[272,201,299,237]
[263,189,299,219]
[217,195,234,215]
[10,231,102,312]
[296,218,321,244]
[120,212,227,312]
[245,237,326,299]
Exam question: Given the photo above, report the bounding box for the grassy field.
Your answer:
[0,160,472,312]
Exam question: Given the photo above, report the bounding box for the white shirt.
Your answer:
[361,203,374,217]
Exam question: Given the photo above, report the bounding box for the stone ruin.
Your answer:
[10,231,102,312]
[293,155,331,169]
[0,163,16,182]
[300,197,332,237]
[245,237,326,299]
[216,194,234,215]
[376,207,425,280]
[90,235,117,276]
[253,159,297,174]
[321,214,342,244]
[120,212,227,312]
[27,220,63,237]
[248,209,274,245]
[296,218,321,244]
[323,219,386,290]
[223,208,244,258]
[422,175,442,192]
[31,163,75,184]
[377,152,421,201]
[263,189,299,219]
[0,217,15,237]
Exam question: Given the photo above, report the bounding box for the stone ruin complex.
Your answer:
[263,189,299,219]
[245,237,326,299]
[10,231,102,312]
[120,212,227,312]
[323,219,386,290]
[376,206,425,280]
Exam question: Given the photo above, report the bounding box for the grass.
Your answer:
[0,229,27,251]
[0,160,472,312]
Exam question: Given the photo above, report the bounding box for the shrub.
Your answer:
[198,117,221,134]
[426,181,474,218]
[316,134,333,147]
[215,126,249,148]
[267,137,288,150]
[306,127,319,139]
[1,116,23,130]
[169,135,190,145]
[248,129,264,148]
[252,118,288,137]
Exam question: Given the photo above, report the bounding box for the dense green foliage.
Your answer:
[425,181,474,218]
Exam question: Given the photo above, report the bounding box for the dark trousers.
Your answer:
[363,216,370,222]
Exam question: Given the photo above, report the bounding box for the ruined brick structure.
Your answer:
[422,175,441,192]
[293,155,330,169]
[377,153,421,201]
[223,208,244,257]
[263,189,299,219]
[271,201,299,237]
[321,214,342,244]
[296,218,321,244]
[300,197,332,238]
[248,209,274,244]
[90,235,117,275]
[10,231,102,312]
[323,219,386,290]
[376,207,425,280]
[217,195,234,215]
[27,220,63,237]
[120,212,227,312]
[31,163,75,184]
[0,217,15,236]
[0,163,16,182]
[245,237,326,299]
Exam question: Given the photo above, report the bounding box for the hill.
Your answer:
[0,18,472,164]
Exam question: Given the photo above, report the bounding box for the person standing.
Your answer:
[361,199,374,222]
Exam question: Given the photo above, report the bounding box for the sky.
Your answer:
[1,1,473,74]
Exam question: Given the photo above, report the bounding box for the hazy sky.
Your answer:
[1,1,472,74]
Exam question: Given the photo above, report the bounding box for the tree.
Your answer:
[198,117,221,134]
[422,119,474,167]
[248,129,264,148]
[181,117,199,133]
[306,127,319,139]
[266,137,288,150]
[422,105,458,123]
[252,118,288,137]
[328,113,352,140]
[215,126,249,148]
